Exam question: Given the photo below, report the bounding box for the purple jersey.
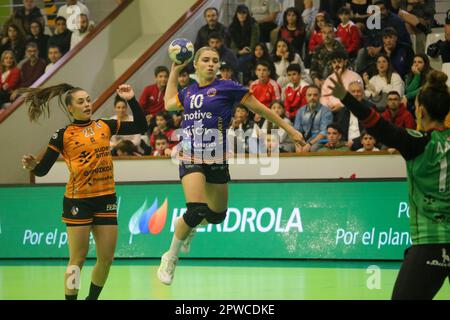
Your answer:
[176,79,250,163]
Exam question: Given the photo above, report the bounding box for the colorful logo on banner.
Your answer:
[128,198,168,235]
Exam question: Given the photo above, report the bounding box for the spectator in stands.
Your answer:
[259,100,295,152]
[294,85,332,152]
[381,91,416,129]
[229,4,260,81]
[335,7,360,58]
[27,20,49,60]
[2,0,45,37]
[246,0,280,43]
[355,0,411,75]
[48,16,72,55]
[317,123,351,152]
[356,131,380,152]
[228,104,255,154]
[70,13,90,50]
[194,7,228,50]
[364,53,405,105]
[346,0,372,31]
[302,0,319,33]
[171,111,183,130]
[277,7,306,56]
[152,134,172,157]
[57,0,92,32]
[333,80,366,151]
[321,50,362,112]
[426,21,450,63]
[150,112,175,148]
[219,62,234,80]
[45,45,62,73]
[0,51,21,106]
[272,38,305,88]
[250,60,281,108]
[403,53,432,111]
[380,27,414,78]
[17,42,46,88]
[0,24,26,62]
[319,0,347,25]
[207,33,238,77]
[113,140,142,157]
[310,23,345,88]
[282,63,309,122]
[247,42,276,84]
[139,66,169,124]
[110,95,145,154]
[307,12,327,55]
[177,67,195,92]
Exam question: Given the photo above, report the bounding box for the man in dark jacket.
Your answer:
[194,7,229,50]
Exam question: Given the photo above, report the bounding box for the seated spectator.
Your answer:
[247,42,276,84]
[219,62,234,80]
[403,53,432,111]
[380,27,414,79]
[70,13,90,50]
[113,140,142,157]
[27,20,49,60]
[250,60,281,108]
[333,80,367,151]
[259,100,295,152]
[229,4,260,81]
[310,23,345,88]
[110,95,146,154]
[272,38,305,88]
[317,123,351,152]
[294,85,332,152]
[48,16,72,55]
[139,65,169,124]
[194,7,228,50]
[0,24,26,62]
[152,134,172,157]
[307,12,327,54]
[45,45,62,73]
[364,53,405,110]
[283,63,309,122]
[302,0,319,34]
[277,7,306,56]
[57,0,92,32]
[177,67,195,92]
[426,22,450,63]
[17,42,46,88]
[381,91,416,129]
[346,0,372,31]
[246,0,280,43]
[319,0,347,25]
[207,33,238,77]
[171,111,183,129]
[321,49,362,112]
[149,112,175,148]
[335,7,360,58]
[356,131,380,152]
[2,0,45,37]
[228,104,255,154]
[0,51,21,106]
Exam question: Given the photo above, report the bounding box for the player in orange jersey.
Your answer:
[21,83,147,300]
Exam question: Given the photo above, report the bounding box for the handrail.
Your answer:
[0,0,134,124]
[91,0,208,113]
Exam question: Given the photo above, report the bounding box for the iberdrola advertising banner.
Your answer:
[0,181,411,259]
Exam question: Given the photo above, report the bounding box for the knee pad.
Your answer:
[205,208,227,225]
[183,203,209,228]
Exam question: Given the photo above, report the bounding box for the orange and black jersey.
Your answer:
[32,97,147,199]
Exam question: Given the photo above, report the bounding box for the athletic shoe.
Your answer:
[157,252,178,285]
[181,228,197,254]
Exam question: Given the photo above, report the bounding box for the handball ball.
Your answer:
[168,38,194,65]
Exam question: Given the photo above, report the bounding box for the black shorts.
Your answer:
[392,244,450,300]
[62,194,118,227]
[179,162,231,184]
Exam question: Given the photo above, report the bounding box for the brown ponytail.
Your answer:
[418,70,450,122]
[18,84,84,122]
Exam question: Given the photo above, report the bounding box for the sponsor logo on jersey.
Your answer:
[71,206,79,216]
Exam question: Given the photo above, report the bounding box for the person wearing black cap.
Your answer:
[219,61,234,80]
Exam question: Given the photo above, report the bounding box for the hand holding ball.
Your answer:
[168,38,194,65]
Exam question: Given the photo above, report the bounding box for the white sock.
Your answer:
[168,234,183,257]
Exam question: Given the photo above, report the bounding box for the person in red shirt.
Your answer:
[308,12,327,54]
[335,7,361,58]
[381,91,416,129]
[250,60,281,108]
[0,50,20,106]
[149,111,176,148]
[283,63,308,122]
[139,65,169,124]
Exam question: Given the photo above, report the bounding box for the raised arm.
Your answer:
[164,62,188,112]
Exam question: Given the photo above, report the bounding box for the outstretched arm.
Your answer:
[22,148,60,177]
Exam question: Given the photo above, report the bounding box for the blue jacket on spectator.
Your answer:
[381,41,415,78]
[294,104,333,143]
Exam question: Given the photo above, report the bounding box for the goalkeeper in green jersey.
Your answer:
[326,69,449,300]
